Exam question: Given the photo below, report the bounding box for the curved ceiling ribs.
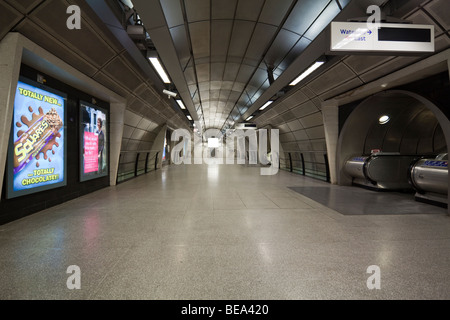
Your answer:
[137,0,347,131]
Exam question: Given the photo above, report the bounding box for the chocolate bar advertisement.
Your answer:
[7,79,66,198]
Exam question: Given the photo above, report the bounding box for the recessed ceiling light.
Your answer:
[379,115,390,125]
[246,116,253,121]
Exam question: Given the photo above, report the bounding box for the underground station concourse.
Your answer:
[0,0,449,301]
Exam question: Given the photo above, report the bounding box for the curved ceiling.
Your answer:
[133,0,351,131]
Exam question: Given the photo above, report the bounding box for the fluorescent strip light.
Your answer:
[259,101,273,111]
[187,115,192,121]
[149,57,171,84]
[289,61,325,86]
[246,116,253,121]
[176,100,186,109]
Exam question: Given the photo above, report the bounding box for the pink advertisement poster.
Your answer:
[84,132,98,173]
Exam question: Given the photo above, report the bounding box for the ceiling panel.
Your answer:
[211,20,233,60]
[228,20,255,58]
[219,90,231,101]
[189,21,210,59]
[305,126,325,139]
[103,56,144,92]
[92,71,131,97]
[0,1,23,40]
[170,25,191,68]
[281,111,295,122]
[287,120,303,131]
[303,0,340,40]
[307,63,356,95]
[129,98,147,115]
[160,0,184,28]
[198,82,209,92]
[359,56,421,83]
[228,91,242,102]
[210,90,220,100]
[283,0,330,35]
[425,0,450,31]
[435,33,450,51]
[211,63,225,81]
[185,0,210,23]
[282,89,309,108]
[264,29,301,68]
[259,0,294,26]
[293,130,309,140]
[343,55,395,75]
[122,125,135,139]
[212,0,238,20]
[235,64,256,84]
[222,63,239,81]
[141,87,161,106]
[124,110,143,127]
[137,118,153,130]
[235,0,265,21]
[299,112,323,129]
[278,37,311,71]
[291,101,319,118]
[5,0,41,14]
[196,63,210,82]
[131,128,146,140]
[245,23,278,61]
[200,90,210,100]
[16,20,98,77]
[319,77,363,101]
[278,124,290,133]
[297,141,313,151]
[407,9,445,36]
[29,0,117,68]
[184,67,196,85]
[248,67,268,90]
[222,81,234,90]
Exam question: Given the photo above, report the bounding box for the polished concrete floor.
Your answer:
[1,163,450,300]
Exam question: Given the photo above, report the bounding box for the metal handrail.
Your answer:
[283,150,327,153]
[117,150,160,184]
[119,150,161,153]
[279,151,330,182]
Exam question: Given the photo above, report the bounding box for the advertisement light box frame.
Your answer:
[79,100,109,182]
[6,76,67,199]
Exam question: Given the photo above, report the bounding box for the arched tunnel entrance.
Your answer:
[338,90,449,212]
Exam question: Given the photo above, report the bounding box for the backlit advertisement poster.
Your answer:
[6,78,67,199]
[162,136,167,161]
[80,101,108,182]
